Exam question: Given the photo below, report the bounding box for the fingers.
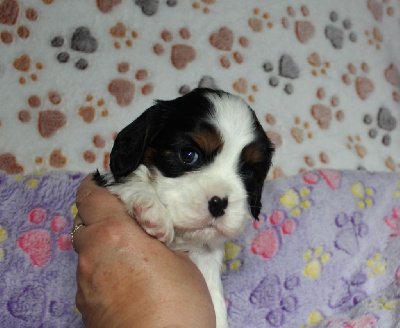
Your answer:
[76,174,128,226]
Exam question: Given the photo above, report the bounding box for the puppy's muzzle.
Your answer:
[208,196,228,218]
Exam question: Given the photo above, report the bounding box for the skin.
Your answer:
[73,175,216,328]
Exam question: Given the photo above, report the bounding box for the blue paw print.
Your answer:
[250,275,300,327]
[334,212,368,256]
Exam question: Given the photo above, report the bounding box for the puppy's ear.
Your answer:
[110,104,164,181]
[249,188,263,220]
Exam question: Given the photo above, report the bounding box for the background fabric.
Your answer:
[0,0,399,177]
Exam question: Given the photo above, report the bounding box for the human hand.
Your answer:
[72,174,216,328]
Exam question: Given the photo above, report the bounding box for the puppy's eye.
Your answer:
[179,149,199,165]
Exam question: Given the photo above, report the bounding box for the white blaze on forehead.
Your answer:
[205,92,256,168]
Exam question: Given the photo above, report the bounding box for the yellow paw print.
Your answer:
[70,203,78,217]
[351,181,374,209]
[394,180,400,198]
[366,253,386,278]
[222,241,243,273]
[299,310,325,327]
[303,246,331,278]
[0,225,8,262]
[280,187,312,217]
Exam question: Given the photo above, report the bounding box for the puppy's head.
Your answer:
[109,88,274,244]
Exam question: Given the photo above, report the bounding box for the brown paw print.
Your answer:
[291,116,314,144]
[365,26,383,50]
[13,54,43,85]
[385,156,400,172]
[363,106,397,146]
[308,52,331,77]
[110,22,138,49]
[325,11,357,49]
[342,63,374,100]
[311,87,344,130]
[281,5,315,44]
[209,26,248,69]
[384,64,400,102]
[108,62,154,107]
[346,134,367,159]
[0,0,40,45]
[83,133,112,172]
[265,114,282,149]
[367,0,395,22]
[302,152,331,170]
[78,94,109,123]
[0,152,24,174]
[192,0,215,14]
[49,149,67,169]
[153,28,196,70]
[263,54,300,94]
[232,78,258,103]
[96,0,122,13]
[18,91,66,139]
[248,7,274,32]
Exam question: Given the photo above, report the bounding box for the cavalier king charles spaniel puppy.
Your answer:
[94,88,274,328]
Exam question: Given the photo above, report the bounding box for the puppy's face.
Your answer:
[109,89,274,244]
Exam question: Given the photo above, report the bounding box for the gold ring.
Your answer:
[71,223,85,252]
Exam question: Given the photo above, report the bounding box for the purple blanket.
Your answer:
[0,170,399,327]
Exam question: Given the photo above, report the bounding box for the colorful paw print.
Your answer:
[328,273,368,309]
[222,241,243,272]
[300,311,325,327]
[325,314,377,328]
[251,209,296,259]
[366,252,386,278]
[384,207,400,238]
[280,187,312,217]
[18,207,71,267]
[250,274,300,327]
[394,180,400,198]
[303,246,331,278]
[351,181,375,209]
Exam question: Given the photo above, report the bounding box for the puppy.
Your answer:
[94,88,274,328]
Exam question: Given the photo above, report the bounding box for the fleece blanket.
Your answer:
[0,170,400,327]
[0,0,399,178]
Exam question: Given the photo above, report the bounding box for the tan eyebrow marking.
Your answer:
[241,141,266,164]
[190,126,223,156]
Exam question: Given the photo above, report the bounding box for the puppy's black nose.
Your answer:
[208,196,228,218]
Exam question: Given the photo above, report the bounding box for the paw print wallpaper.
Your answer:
[0,1,400,327]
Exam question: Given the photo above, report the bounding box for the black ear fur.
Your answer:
[110,104,165,181]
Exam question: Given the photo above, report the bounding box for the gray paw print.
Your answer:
[364,107,397,146]
[263,54,299,95]
[325,11,357,49]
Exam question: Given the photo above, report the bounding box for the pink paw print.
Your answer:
[18,208,71,267]
[251,210,295,259]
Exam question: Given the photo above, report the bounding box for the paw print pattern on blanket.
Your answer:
[281,5,315,44]
[0,0,40,45]
[248,7,274,32]
[367,0,396,22]
[351,181,375,209]
[249,275,300,327]
[334,212,369,256]
[262,55,300,95]
[342,62,375,101]
[365,26,383,50]
[311,87,344,130]
[13,54,43,85]
[153,28,196,70]
[232,77,258,103]
[50,27,98,70]
[325,11,358,49]
[192,0,215,14]
[328,274,368,310]
[363,106,397,146]
[251,209,296,259]
[108,62,154,106]
[303,246,331,278]
[308,52,331,77]
[209,26,248,69]
[109,22,138,49]
[384,63,400,103]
